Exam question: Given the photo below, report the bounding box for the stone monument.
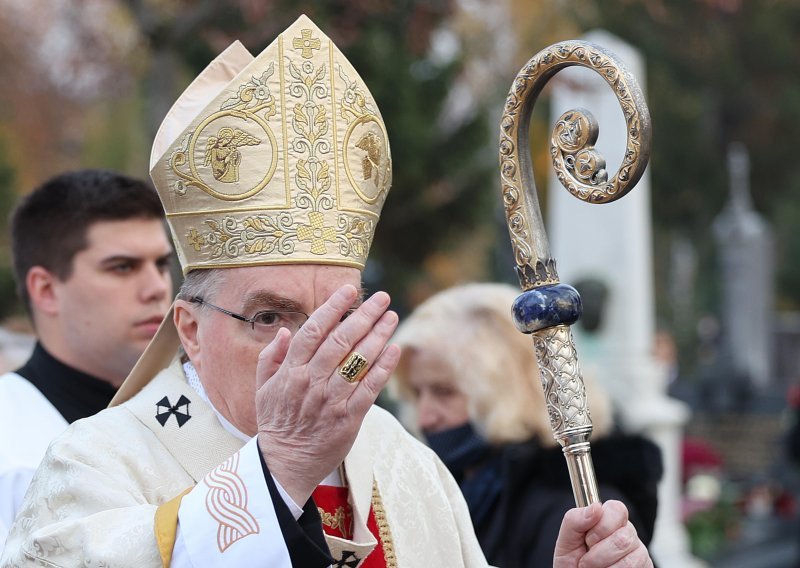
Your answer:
[712,142,774,390]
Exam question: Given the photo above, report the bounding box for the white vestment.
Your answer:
[0,373,68,547]
[1,359,488,567]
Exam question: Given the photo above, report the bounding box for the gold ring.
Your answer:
[338,351,369,383]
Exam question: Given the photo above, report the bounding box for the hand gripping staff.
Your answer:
[498,41,652,506]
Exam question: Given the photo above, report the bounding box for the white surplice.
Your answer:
[0,373,68,547]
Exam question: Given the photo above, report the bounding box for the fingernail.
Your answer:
[341,284,358,299]
[371,291,390,307]
[584,504,596,519]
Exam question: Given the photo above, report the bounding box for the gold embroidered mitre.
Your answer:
[150,15,392,274]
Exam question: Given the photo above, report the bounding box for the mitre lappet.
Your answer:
[112,14,392,405]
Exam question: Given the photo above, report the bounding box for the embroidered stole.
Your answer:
[313,485,389,567]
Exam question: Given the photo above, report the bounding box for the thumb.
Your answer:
[256,327,291,390]
[553,503,602,564]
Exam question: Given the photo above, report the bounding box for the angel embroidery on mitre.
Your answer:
[355,131,382,187]
[204,127,261,183]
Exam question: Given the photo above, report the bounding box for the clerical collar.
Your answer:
[16,342,117,424]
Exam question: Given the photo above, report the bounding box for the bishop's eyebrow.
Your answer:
[241,291,305,314]
[241,287,367,314]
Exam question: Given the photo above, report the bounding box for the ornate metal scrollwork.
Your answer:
[499,41,651,290]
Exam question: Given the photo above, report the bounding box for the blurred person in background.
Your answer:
[0,169,173,543]
[391,282,664,567]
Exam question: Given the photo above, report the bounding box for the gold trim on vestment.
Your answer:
[155,486,193,567]
[371,481,397,568]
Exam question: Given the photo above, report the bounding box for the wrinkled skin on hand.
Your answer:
[256,285,401,505]
[554,501,653,568]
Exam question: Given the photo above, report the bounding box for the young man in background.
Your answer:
[0,169,173,543]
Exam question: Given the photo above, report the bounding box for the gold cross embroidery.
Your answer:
[297,211,337,254]
[186,228,205,252]
[292,29,321,59]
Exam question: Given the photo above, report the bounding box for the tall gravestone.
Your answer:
[712,142,774,389]
[546,30,705,568]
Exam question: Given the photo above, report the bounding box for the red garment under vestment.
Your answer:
[313,485,388,567]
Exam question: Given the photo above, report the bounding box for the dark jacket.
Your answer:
[472,434,663,568]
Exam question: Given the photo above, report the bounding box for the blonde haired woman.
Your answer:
[391,282,662,567]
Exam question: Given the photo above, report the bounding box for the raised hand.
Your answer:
[256,284,401,505]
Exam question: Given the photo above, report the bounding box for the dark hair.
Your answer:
[10,169,166,312]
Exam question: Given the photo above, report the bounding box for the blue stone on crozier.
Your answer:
[512,284,582,333]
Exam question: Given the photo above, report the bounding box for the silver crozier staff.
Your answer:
[498,41,652,507]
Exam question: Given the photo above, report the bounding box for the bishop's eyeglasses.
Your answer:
[189,297,309,338]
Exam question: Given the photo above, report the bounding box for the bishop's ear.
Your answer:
[174,300,201,362]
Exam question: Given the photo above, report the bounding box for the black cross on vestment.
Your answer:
[155,395,192,427]
[333,550,361,567]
